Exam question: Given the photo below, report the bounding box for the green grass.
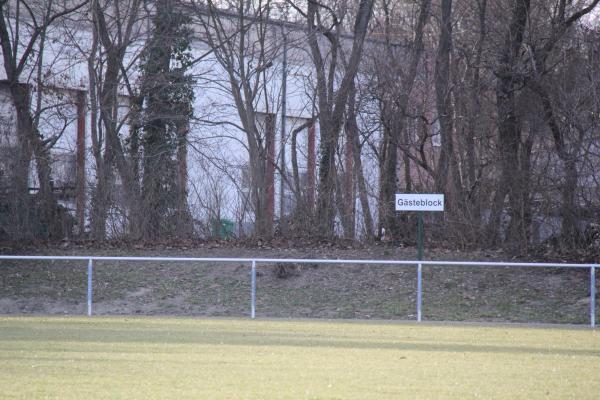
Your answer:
[1,317,599,399]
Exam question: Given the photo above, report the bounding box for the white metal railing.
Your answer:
[0,255,596,328]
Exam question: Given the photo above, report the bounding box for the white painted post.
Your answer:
[591,266,596,329]
[251,260,256,319]
[87,258,93,316]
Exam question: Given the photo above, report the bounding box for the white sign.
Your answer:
[395,194,445,211]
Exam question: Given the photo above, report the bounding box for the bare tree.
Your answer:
[456,0,490,229]
[484,0,532,251]
[367,0,431,241]
[87,0,144,240]
[189,0,282,237]
[486,0,598,251]
[345,79,375,241]
[433,0,463,211]
[0,0,86,239]
[299,0,375,237]
[525,0,600,246]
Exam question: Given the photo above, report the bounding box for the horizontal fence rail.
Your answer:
[0,255,596,328]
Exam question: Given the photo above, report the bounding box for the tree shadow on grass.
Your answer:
[1,325,598,358]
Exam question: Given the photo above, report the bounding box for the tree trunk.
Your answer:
[434,0,453,194]
[316,115,338,236]
[343,130,356,240]
[10,83,61,239]
[340,86,358,240]
[347,88,374,239]
[434,0,464,218]
[309,0,375,238]
[561,158,580,245]
[176,120,194,236]
[534,81,584,246]
[140,0,178,239]
[465,0,486,224]
[11,111,33,239]
[490,0,531,252]
[378,104,400,240]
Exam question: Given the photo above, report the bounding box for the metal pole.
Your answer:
[417,262,422,322]
[417,214,424,322]
[251,260,256,319]
[87,258,93,316]
[591,266,596,328]
[417,211,424,260]
[279,23,287,221]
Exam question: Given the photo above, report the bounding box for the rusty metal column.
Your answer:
[76,91,86,237]
[307,124,316,208]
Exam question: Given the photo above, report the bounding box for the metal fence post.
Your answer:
[87,258,93,317]
[591,266,596,329]
[251,260,256,319]
[417,262,422,322]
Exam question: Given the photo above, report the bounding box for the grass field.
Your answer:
[1,317,599,399]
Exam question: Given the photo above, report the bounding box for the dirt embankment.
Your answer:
[0,242,597,324]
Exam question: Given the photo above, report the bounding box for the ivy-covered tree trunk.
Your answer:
[140,0,194,239]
